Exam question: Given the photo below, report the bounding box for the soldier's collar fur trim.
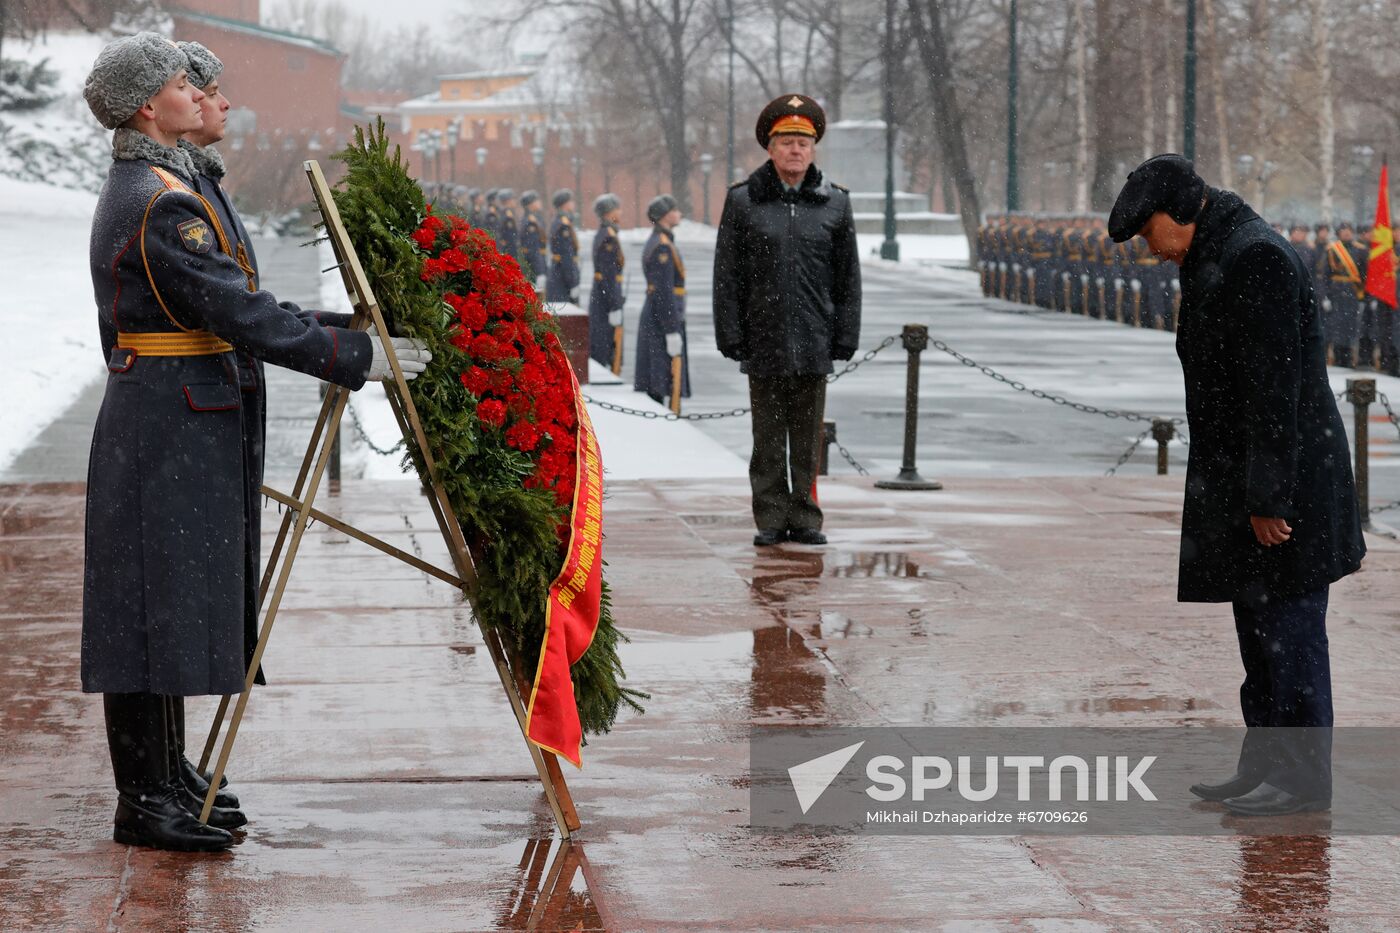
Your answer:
[179,139,227,180]
[113,128,196,181]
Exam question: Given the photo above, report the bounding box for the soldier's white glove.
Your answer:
[1323,298,1332,312]
[535,274,546,292]
[569,289,580,305]
[665,332,683,358]
[608,310,623,328]
[366,334,432,382]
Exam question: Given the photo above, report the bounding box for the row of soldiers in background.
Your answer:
[978,214,1400,376]
[426,183,581,305]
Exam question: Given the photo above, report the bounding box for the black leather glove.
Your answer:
[831,344,856,361]
[720,344,748,362]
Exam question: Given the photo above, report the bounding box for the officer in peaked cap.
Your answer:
[496,187,519,259]
[754,92,827,147]
[714,92,860,548]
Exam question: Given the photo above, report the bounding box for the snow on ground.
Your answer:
[856,232,969,266]
[1,31,111,191]
[0,177,100,474]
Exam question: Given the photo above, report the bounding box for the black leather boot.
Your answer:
[169,696,239,809]
[165,697,247,831]
[104,693,233,852]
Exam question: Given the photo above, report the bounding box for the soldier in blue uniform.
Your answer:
[518,190,547,287]
[588,193,625,367]
[81,34,429,852]
[634,193,689,404]
[466,188,482,229]
[546,188,580,303]
[1323,223,1365,366]
[482,189,500,243]
[497,188,519,259]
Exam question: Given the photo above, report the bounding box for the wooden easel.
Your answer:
[195,160,580,840]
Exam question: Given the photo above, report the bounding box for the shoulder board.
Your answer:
[561,215,572,225]
[728,180,746,190]
[150,165,193,194]
[831,182,849,193]
[658,232,672,244]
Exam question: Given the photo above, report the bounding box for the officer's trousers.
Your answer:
[748,374,826,533]
[1232,586,1333,798]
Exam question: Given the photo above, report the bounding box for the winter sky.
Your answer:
[263,0,481,29]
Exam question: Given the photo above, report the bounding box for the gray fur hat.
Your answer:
[179,40,223,89]
[84,32,187,130]
[647,193,678,224]
[520,189,539,207]
[593,192,620,218]
[552,188,574,210]
[497,187,516,202]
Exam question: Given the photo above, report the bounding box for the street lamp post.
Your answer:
[429,129,443,186]
[415,129,429,182]
[1006,0,1020,212]
[446,117,461,184]
[880,0,899,261]
[1040,161,1056,211]
[531,144,546,198]
[725,0,736,185]
[699,152,714,225]
[1183,0,1197,162]
[475,145,488,186]
[571,154,583,202]
[1353,145,1375,222]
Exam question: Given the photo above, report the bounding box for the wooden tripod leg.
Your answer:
[669,355,682,415]
[199,383,350,824]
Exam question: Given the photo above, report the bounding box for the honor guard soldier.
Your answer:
[496,188,519,259]
[80,33,429,853]
[1323,223,1365,366]
[466,187,483,228]
[482,189,501,242]
[1289,222,1315,271]
[713,93,861,547]
[176,40,361,818]
[546,188,581,304]
[1312,223,1332,296]
[635,194,689,405]
[1062,219,1086,314]
[589,193,626,368]
[519,190,547,286]
[1357,222,1378,366]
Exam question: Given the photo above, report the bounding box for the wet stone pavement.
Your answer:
[4,475,1400,931]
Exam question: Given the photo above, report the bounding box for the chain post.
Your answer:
[819,420,835,476]
[1151,418,1175,475]
[1347,377,1376,526]
[320,381,341,489]
[874,324,942,491]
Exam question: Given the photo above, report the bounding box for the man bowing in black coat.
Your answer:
[713,94,861,547]
[1110,155,1365,817]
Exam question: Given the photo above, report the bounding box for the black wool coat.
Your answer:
[712,161,861,376]
[1175,188,1365,604]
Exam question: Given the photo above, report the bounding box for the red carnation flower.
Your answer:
[477,398,507,427]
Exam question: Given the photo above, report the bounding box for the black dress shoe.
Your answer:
[1189,772,1261,802]
[114,783,235,852]
[786,528,827,546]
[173,780,248,831]
[753,528,787,546]
[179,755,239,810]
[1223,782,1331,817]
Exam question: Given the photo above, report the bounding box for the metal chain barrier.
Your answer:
[826,335,899,383]
[834,440,871,476]
[925,337,1186,427]
[1105,428,1154,477]
[346,401,406,456]
[1376,392,1400,441]
[582,395,751,421]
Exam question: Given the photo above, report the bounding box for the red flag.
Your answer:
[526,355,604,768]
[1366,161,1397,310]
